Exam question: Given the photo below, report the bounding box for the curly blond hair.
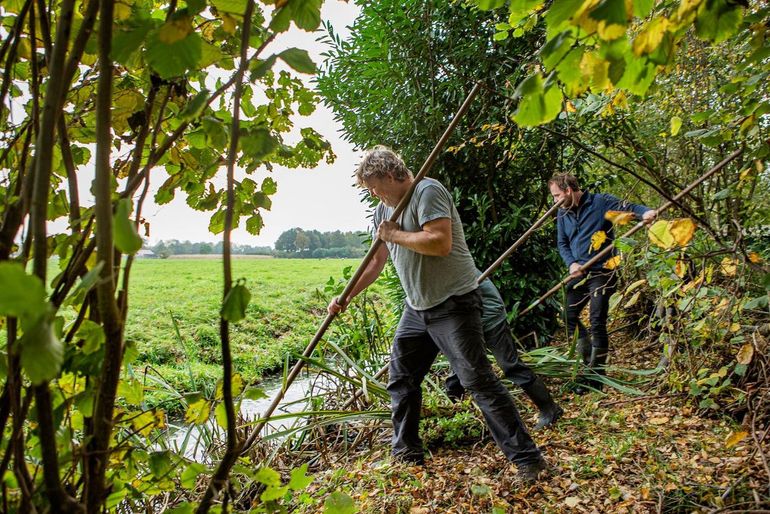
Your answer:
[355,146,413,186]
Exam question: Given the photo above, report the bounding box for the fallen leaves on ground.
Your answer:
[292,334,764,513]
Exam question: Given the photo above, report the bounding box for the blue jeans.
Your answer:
[388,290,541,465]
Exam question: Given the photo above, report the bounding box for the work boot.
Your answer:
[522,377,564,430]
[575,336,591,365]
[517,456,548,484]
[574,346,608,395]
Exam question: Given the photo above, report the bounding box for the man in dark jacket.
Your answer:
[548,173,656,393]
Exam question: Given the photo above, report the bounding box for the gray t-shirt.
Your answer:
[373,178,478,310]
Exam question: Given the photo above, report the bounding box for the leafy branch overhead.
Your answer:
[475,0,766,140]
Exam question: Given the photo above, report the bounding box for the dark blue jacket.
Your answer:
[556,191,651,271]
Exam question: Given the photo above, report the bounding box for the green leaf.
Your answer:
[288,463,313,491]
[179,89,209,121]
[244,386,268,400]
[261,485,289,502]
[149,451,173,478]
[241,128,279,161]
[250,54,278,80]
[262,177,278,195]
[211,0,248,15]
[208,208,225,234]
[291,0,322,31]
[145,31,202,79]
[214,401,228,429]
[76,320,106,354]
[20,312,63,384]
[246,214,264,235]
[112,19,155,65]
[695,0,743,43]
[279,48,316,74]
[118,378,144,405]
[269,5,293,33]
[220,282,251,322]
[545,0,584,37]
[324,491,356,514]
[540,30,572,71]
[0,262,47,319]
[512,74,563,127]
[199,41,225,69]
[508,0,541,26]
[181,463,207,490]
[113,198,143,254]
[476,0,507,10]
[633,0,654,18]
[252,192,272,210]
[255,467,281,487]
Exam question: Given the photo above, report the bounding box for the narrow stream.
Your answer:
[165,374,315,463]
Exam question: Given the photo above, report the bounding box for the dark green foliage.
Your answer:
[316,0,570,338]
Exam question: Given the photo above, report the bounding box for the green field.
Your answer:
[124,258,367,405]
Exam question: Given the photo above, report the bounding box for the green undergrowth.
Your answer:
[123,258,383,409]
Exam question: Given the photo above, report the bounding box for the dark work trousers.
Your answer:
[388,289,541,465]
[445,320,537,398]
[565,272,618,350]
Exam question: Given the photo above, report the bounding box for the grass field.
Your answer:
[124,258,369,406]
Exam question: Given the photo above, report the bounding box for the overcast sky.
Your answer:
[139,0,368,247]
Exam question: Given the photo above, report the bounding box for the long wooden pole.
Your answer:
[518,147,744,317]
[240,83,482,453]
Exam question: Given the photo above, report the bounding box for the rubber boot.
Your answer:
[521,377,564,430]
[574,346,608,395]
[575,336,591,365]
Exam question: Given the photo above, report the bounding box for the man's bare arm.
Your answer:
[377,218,452,256]
[327,243,389,314]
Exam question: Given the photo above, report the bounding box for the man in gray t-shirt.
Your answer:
[327,146,546,483]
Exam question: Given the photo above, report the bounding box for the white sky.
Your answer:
[143,0,368,247]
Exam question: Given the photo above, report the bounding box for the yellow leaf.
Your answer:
[597,21,625,40]
[132,409,166,437]
[611,90,628,109]
[670,116,682,137]
[580,52,610,91]
[221,14,237,34]
[649,416,669,425]
[185,399,211,425]
[159,16,193,44]
[590,230,607,252]
[725,430,748,448]
[17,38,32,60]
[720,257,738,277]
[675,259,687,278]
[624,291,641,309]
[565,100,577,113]
[114,1,132,20]
[632,17,670,56]
[605,210,635,225]
[648,220,675,249]
[736,343,754,365]
[748,252,763,264]
[604,255,621,270]
[730,323,741,333]
[670,218,696,246]
[681,271,704,293]
[626,279,646,294]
